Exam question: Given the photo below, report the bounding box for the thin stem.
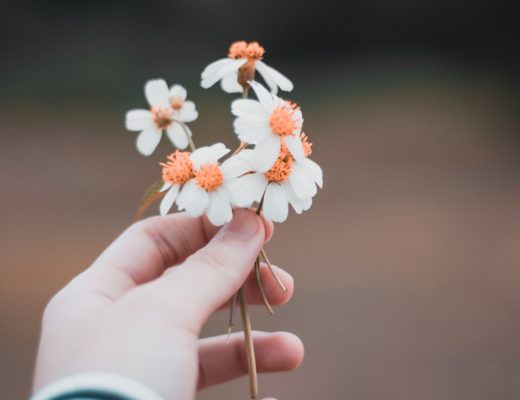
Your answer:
[239,287,258,399]
[232,141,248,155]
[255,257,274,315]
[256,196,264,216]
[226,292,238,340]
[179,122,196,152]
[253,197,276,313]
[260,248,287,293]
[255,194,287,293]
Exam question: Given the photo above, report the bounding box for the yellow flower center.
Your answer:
[196,163,224,192]
[152,107,173,129]
[161,151,194,185]
[269,107,296,136]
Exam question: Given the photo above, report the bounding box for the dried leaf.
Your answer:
[134,180,166,221]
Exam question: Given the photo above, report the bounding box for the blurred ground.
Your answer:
[1,70,520,399]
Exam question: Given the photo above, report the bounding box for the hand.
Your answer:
[33,209,303,399]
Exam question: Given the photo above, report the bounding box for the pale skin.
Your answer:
[33,209,304,400]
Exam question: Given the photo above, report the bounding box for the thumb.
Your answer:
[139,209,266,332]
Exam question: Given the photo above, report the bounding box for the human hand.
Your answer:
[33,209,303,399]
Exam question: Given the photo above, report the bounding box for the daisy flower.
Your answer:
[231,134,323,223]
[125,79,198,156]
[231,80,305,171]
[201,41,293,95]
[160,143,250,226]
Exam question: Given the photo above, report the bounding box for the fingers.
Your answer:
[197,331,304,390]
[218,263,294,309]
[141,209,267,332]
[76,211,273,301]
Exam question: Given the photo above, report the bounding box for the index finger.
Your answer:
[77,212,273,301]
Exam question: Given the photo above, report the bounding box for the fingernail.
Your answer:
[220,209,260,241]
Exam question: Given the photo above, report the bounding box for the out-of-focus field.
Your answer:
[1,75,519,399]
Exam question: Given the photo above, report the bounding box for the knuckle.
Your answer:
[42,288,68,324]
[41,275,84,325]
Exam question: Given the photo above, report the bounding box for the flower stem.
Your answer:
[255,257,274,315]
[226,292,238,340]
[238,286,258,399]
[238,81,259,399]
[232,141,248,155]
[260,248,287,293]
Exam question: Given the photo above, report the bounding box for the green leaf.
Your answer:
[134,180,166,221]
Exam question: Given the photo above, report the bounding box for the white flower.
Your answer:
[230,135,322,223]
[125,79,198,156]
[231,80,305,172]
[201,41,293,95]
[160,143,250,226]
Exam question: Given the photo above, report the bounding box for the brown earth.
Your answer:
[1,78,519,399]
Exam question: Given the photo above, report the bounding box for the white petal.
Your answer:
[229,172,268,207]
[231,99,269,119]
[206,188,233,226]
[159,184,180,216]
[251,136,281,172]
[248,81,275,112]
[220,155,251,179]
[181,180,209,217]
[289,162,317,199]
[166,123,189,149]
[291,110,303,136]
[256,61,294,92]
[284,182,311,214]
[190,143,230,170]
[263,183,289,223]
[178,101,198,123]
[201,59,246,89]
[169,84,187,101]
[145,79,170,108]
[125,109,154,131]
[284,135,305,161]
[160,182,172,192]
[201,58,234,79]
[221,72,243,93]
[233,118,271,144]
[175,184,187,210]
[254,60,278,94]
[302,158,323,188]
[136,128,162,156]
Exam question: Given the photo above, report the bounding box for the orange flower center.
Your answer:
[265,143,294,183]
[228,41,265,89]
[161,151,194,185]
[228,41,265,60]
[170,97,183,111]
[152,107,173,129]
[269,107,296,136]
[300,132,313,157]
[196,163,224,192]
[264,134,313,183]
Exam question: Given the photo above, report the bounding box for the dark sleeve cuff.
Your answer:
[31,372,164,400]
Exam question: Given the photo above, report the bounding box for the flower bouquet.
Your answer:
[125,41,323,399]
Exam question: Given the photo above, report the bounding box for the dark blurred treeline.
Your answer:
[0,0,518,105]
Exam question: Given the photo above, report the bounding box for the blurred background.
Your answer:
[1,0,519,399]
